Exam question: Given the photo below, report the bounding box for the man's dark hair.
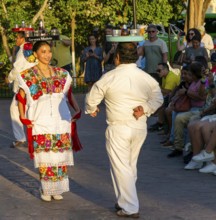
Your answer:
[147,24,158,31]
[17,31,25,38]
[158,62,169,71]
[115,42,138,64]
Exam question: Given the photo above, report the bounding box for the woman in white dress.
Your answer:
[17,41,81,202]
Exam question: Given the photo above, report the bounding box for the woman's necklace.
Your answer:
[37,65,53,94]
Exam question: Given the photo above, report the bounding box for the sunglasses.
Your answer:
[189,32,195,35]
[148,30,156,33]
[157,69,163,73]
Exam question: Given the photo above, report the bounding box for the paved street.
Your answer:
[0,94,216,220]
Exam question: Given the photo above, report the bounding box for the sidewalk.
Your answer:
[0,95,216,220]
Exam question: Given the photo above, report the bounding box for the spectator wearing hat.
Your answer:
[197,25,214,56]
[143,24,168,85]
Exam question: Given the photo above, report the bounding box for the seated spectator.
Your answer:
[167,62,207,158]
[162,65,192,147]
[185,119,216,172]
[184,76,216,169]
[149,62,180,132]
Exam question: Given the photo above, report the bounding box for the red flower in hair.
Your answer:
[24,42,33,51]
[33,94,39,100]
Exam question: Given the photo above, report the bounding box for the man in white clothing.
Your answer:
[85,42,163,218]
[7,31,35,148]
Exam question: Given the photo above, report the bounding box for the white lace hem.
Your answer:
[41,177,69,195]
[34,150,74,168]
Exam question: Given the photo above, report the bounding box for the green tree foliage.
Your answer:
[0,0,186,76]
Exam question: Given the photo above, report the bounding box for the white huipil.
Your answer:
[18,67,74,195]
[85,63,163,214]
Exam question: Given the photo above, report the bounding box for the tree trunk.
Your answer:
[0,0,11,59]
[0,25,11,59]
[187,0,211,30]
[202,0,212,24]
[71,12,76,86]
[32,0,49,25]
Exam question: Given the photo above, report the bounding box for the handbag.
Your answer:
[173,95,191,112]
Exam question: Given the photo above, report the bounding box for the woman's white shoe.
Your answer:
[41,194,52,202]
[52,195,63,200]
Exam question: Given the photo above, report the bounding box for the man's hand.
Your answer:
[133,106,144,120]
[90,107,100,117]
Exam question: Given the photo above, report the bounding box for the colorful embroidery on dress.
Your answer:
[39,165,68,181]
[21,67,68,100]
[33,133,71,153]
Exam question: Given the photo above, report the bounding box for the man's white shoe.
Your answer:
[52,195,63,200]
[192,150,215,162]
[184,160,203,170]
[199,162,216,173]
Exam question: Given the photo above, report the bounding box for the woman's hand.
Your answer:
[71,109,81,122]
[20,117,33,128]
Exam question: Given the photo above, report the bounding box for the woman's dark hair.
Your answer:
[195,56,208,69]
[32,41,50,52]
[191,34,201,42]
[88,33,99,46]
[189,62,203,79]
[115,42,138,64]
[186,28,201,42]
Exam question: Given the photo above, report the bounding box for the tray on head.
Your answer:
[106,35,144,42]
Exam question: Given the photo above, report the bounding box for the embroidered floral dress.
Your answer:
[18,66,73,195]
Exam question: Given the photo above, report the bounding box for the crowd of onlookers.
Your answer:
[83,23,216,177]
[145,24,216,176]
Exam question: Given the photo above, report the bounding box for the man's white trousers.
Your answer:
[10,95,26,142]
[105,124,146,214]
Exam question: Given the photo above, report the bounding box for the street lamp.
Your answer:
[133,0,137,28]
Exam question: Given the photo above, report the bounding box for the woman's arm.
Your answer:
[177,35,186,51]
[187,82,206,101]
[17,88,26,119]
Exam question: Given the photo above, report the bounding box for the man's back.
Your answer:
[89,63,163,128]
